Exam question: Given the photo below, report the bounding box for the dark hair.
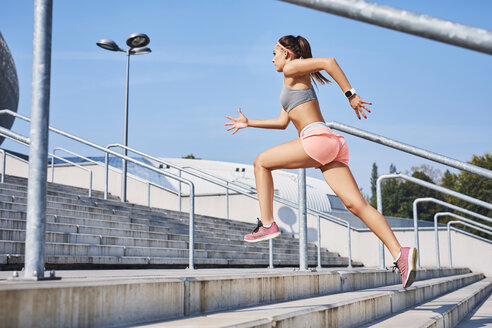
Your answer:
[278,35,331,86]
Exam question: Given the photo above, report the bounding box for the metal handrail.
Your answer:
[412,197,492,269]
[0,110,197,270]
[327,122,492,180]
[434,211,492,268]
[447,221,492,268]
[53,147,176,203]
[50,153,93,197]
[376,173,492,268]
[0,151,29,184]
[106,143,354,267]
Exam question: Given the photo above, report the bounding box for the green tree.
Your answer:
[369,162,378,208]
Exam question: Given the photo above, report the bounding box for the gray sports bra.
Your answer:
[280,85,317,112]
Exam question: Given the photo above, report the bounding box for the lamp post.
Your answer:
[97,33,151,202]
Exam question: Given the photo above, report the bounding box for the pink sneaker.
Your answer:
[393,247,418,288]
[244,218,281,243]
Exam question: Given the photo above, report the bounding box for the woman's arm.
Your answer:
[225,108,290,134]
[284,57,372,120]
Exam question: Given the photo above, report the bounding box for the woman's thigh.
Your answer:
[320,161,367,210]
[255,138,321,170]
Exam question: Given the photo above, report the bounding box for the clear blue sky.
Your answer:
[1,0,491,197]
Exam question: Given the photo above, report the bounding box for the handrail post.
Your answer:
[88,171,92,197]
[188,181,195,270]
[1,150,6,183]
[434,213,441,269]
[269,239,274,269]
[376,176,385,269]
[317,214,321,269]
[347,223,352,268]
[50,154,54,182]
[147,183,151,207]
[412,201,421,268]
[298,168,308,271]
[447,223,453,269]
[178,170,182,212]
[104,152,109,200]
[226,182,230,220]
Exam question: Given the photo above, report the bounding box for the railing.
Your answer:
[0,151,29,183]
[447,221,492,268]
[50,153,93,197]
[435,211,492,268]
[0,109,197,270]
[377,173,492,268]
[106,143,353,268]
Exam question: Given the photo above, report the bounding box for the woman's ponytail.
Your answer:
[278,35,331,87]
[296,35,331,86]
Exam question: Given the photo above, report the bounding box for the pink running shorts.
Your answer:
[300,123,349,168]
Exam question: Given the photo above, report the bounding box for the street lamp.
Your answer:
[96,33,151,202]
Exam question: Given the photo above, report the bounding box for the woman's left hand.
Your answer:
[349,95,372,120]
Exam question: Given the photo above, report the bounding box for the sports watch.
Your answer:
[344,88,357,98]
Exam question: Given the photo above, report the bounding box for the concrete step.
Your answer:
[456,286,492,327]
[140,272,484,328]
[0,240,343,265]
[0,253,349,268]
[0,218,333,258]
[0,228,341,258]
[0,179,114,200]
[361,278,492,327]
[0,268,471,328]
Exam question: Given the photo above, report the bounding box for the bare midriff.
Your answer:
[288,99,325,137]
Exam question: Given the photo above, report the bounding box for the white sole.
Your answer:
[244,232,281,243]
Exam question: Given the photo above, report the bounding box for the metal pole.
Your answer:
[24,0,52,280]
[298,168,308,270]
[347,223,352,268]
[1,150,5,183]
[447,223,453,268]
[178,170,182,212]
[317,214,321,269]
[269,239,274,269]
[188,183,195,270]
[412,201,421,268]
[375,175,385,269]
[433,213,442,269]
[121,51,130,203]
[148,183,151,207]
[104,152,109,199]
[226,182,230,220]
[280,0,492,56]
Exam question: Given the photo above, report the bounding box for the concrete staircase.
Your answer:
[0,175,356,269]
[0,175,490,327]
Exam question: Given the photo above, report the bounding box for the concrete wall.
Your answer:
[4,155,491,276]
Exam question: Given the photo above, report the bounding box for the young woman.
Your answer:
[225,35,417,288]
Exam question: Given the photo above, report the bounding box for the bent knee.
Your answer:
[343,198,369,216]
[254,153,270,170]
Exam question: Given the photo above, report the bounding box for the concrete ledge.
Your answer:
[146,272,483,328]
[0,268,472,328]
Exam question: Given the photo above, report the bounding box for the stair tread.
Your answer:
[361,278,492,327]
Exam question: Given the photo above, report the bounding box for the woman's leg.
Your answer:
[320,161,401,260]
[254,138,320,226]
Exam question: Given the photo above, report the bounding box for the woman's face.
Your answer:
[272,44,287,72]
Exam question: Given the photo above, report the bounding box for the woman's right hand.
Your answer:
[225,108,249,135]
